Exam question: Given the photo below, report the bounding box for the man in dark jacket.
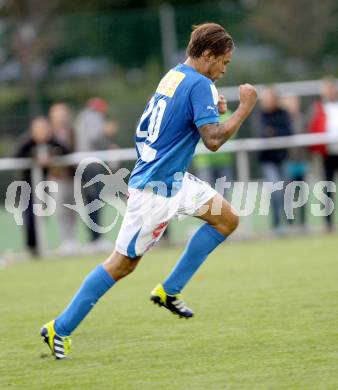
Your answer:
[15,116,69,256]
[254,86,292,232]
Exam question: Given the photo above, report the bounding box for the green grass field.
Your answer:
[1,235,338,390]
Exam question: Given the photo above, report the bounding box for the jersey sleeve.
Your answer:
[190,79,220,128]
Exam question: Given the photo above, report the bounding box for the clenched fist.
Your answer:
[239,83,257,113]
[217,95,228,115]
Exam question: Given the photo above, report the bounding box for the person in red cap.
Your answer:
[74,97,108,152]
[74,97,112,249]
[87,98,108,114]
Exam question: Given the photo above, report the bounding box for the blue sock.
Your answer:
[54,264,116,336]
[163,224,226,295]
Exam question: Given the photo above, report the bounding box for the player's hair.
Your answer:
[186,23,234,59]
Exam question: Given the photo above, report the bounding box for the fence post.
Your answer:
[236,150,250,183]
[159,3,178,71]
[31,163,46,257]
[235,150,251,237]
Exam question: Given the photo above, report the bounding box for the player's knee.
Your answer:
[103,253,141,281]
[113,259,139,280]
[217,211,239,236]
[123,260,139,277]
[228,212,239,234]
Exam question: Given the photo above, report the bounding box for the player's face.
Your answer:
[206,51,233,81]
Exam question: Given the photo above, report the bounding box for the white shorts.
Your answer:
[115,172,217,258]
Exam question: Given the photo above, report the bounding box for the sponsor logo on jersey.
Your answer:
[156,70,186,97]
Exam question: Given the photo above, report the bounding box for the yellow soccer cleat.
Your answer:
[40,320,72,359]
[150,284,194,318]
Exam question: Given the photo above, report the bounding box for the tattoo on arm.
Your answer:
[198,105,252,151]
[198,123,229,152]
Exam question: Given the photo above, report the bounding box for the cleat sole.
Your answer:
[150,288,194,319]
[40,327,54,356]
[150,295,163,305]
[151,295,193,319]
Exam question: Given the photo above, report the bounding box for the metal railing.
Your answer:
[218,79,331,102]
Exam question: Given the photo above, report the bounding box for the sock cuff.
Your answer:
[203,224,227,244]
[97,264,116,288]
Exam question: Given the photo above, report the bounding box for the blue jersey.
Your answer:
[128,63,220,196]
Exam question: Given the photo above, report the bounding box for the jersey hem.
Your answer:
[195,116,219,128]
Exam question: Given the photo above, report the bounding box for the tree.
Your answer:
[252,0,336,62]
[5,0,60,115]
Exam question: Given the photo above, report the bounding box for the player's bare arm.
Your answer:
[199,83,257,151]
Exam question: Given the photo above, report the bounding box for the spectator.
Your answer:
[74,98,112,249]
[308,76,338,231]
[253,86,292,233]
[15,116,69,256]
[74,98,108,152]
[49,103,78,254]
[280,94,309,230]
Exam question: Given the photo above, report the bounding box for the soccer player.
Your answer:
[41,23,257,359]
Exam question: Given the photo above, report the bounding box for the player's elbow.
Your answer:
[204,139,220,152]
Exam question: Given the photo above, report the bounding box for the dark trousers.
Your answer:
[261,162,285,228]
[323,155,338,229]
[23,199,37,254]
[82,165,104,241]
[286,174,306,226]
